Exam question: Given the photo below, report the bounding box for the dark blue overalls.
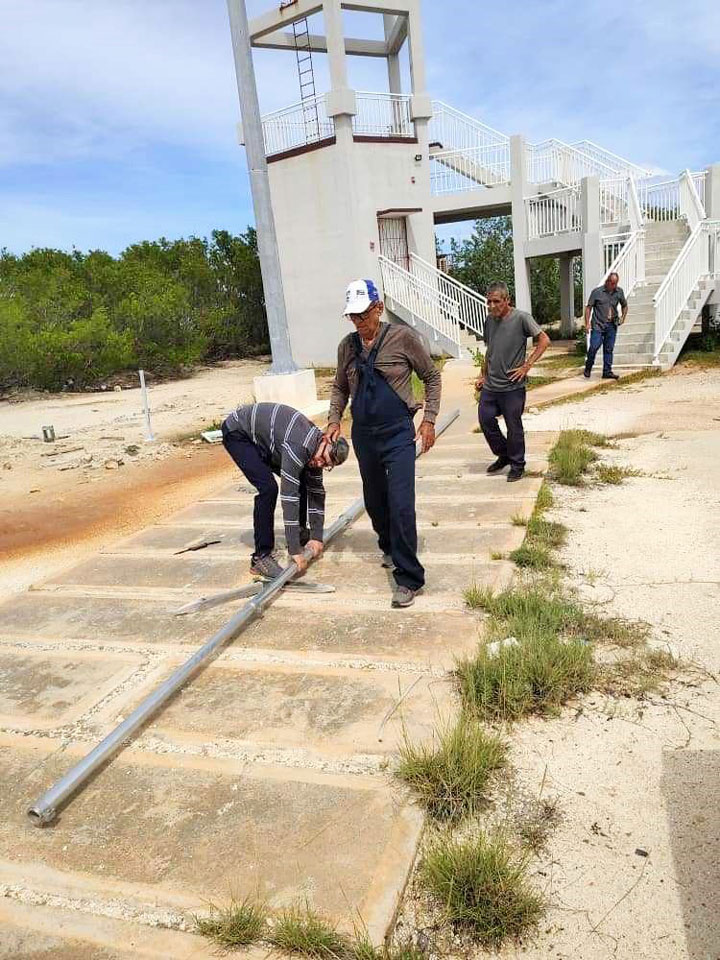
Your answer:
[350,327,425,592]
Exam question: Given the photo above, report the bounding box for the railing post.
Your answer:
[559,254,575,339]
[581,176,603,305]
[510,135,532,312]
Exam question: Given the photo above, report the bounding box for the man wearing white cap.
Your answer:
[325,280,442,608]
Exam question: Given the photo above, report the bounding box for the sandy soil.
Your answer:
[0,360,269,601]
[508,365,720,959]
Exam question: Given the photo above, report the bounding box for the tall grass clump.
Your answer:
[420,834,543,947]
[548,430,610,486]
[269,905,349,958]
[396,720,507,821]
[194,896,267,948]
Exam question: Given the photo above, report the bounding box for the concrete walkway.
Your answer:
[0,360,556,957]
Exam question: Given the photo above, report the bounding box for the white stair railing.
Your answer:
[570,140,652,178]
[430,143,511,193]
[653,221,715,360]
[679,169,706,230]
[527,139,618,185]
[409,253,488,338]
[526,186,582,239]
[379,256,462,350]
[599,178,629,225]
[602,229,646,298]
[430,101,508,150]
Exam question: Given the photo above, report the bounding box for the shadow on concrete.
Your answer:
[662,749,720,960]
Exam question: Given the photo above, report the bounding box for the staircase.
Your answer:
[379,254,488,359]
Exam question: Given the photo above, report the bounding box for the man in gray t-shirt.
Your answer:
[475,282,550,481]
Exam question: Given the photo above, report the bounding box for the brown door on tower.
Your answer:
[378,216,410,270]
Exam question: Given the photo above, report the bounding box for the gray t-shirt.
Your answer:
[483,308,542,392]
[587,284,627,331]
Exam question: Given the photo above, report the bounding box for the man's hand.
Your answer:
[416,420,436,454]
[508,362,531,383]
[292,553,309,574]
[305,540,323,559]
[325,423,341,443]
[474,372,485,391]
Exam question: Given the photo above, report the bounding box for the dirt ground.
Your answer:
[510,365,720,959]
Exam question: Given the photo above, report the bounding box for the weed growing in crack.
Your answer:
[548,430,610,486]
[269,905,349,958]
[419,833,544,947]
[597,648,678,699]
[396,719,507,821]
[194,896,267,948]
[595,463,644,484]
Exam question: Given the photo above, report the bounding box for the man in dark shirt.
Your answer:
[475,282,550,481]
[222,403,349,580]
[584,272,628,380]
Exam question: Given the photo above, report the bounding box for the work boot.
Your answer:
[486,457,510,474]
[392,585,418,608]
[250,553,284,580]
[602,372,619,380]
[381,553,394,569]
[507,467,525,483]
[583,369,591,379]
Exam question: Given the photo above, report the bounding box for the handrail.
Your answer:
[379,255,462,347]
[681,169,706,229]
[570,139,653,177]
[653,221,710,359]
[601,228,645,298]
[409,253,488,338]
[430,100,509,149]
[525,185,582,238]
[430,143,511,193]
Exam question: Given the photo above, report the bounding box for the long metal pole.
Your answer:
[226,0,296,375]
[28,410,460,826]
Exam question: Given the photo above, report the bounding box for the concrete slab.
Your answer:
[2,742,423,937]
[103,661,451,758]
[0,649,140,731]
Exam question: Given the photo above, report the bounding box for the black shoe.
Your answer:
[486,457,510,474]
[583,369,591,379]
[507,468,524,482]
[602,372,620,380]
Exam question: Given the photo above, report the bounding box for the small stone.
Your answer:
[635,847,649,857]
[114,385,122,392]
[104,459,120,470]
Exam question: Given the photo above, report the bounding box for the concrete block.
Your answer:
[325,87,357,118]
[252,369,323,416]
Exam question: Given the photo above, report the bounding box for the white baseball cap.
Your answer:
[343,278,381,316]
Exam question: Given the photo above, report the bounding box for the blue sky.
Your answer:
[1,0,718,255]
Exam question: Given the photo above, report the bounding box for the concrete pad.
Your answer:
[104,661,451,757]
[0,649,140,731]
[3,743,423,937]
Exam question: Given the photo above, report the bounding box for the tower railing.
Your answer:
[353,92,413,138]
[261,94,334,156]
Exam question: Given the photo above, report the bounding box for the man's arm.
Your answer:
[305,468,326,544]
[404,331,441,453]
[619,290,628,324]
[508,314,550,382]
[326,340,351,440]
[585,303,592,332]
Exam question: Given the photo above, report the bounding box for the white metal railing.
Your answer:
[599,177,629,225]
[409,253,488,338]
[653,221,715,359]
[527,139,617,185]
[570,140,652,178]
[680,169,706,230]
[526,186,582,239]
[429,100,508,151]
[379,255,462,350]
[261,94,334,156]
[691,171,706,209]
[637,177,681,222]
[602,229,646,298]
[430,144,511,194]
[353,92,413,138]
[603,231,632,272]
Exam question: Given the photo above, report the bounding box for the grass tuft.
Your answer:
[508,543,555,569]
[194,896,267,948]
[595,463,643,485]
[598,648,678,699]
[396,719,507,821]
[515,797,562,853]
[420,834,543,947]
[511,513,529,527]
[269,905,348,958]
[534,481,554,513]
[548,431,603,486]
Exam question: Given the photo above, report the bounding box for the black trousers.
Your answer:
[352,417,424,591]
[221,425,307,558]
[478,386,527,470]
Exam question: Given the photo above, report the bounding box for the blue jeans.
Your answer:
[585,324,617,376]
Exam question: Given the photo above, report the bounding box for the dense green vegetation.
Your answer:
[446,216,584,325]
[0,229,268,391]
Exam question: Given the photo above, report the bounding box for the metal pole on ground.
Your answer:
[27,410,460,826]
[138,370,155,442]
[226,0,296,375]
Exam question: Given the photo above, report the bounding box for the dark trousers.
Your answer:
[479,387,527,470]
[352,418,424,591]
[585,324,617,376]
[221,425,307,559]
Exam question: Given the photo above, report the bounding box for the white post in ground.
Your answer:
[510,135,532,312]
[138,370,155,442]
[581,176,603,308]
[226,0,295,377]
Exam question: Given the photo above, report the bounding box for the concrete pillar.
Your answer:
[704,164,720,219]
[323,0,354,147]
[406,0,428,95]
[581,176,603,308]
[383,15,402,94]
[559,254,575,338]
[510,134,532,312]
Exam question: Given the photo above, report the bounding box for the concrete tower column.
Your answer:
[323,0,355,148]
[581,176,603,308]
[704,164,720,219]
[559,254,575,338]
[383,14,403,95]
[510,135,532,312]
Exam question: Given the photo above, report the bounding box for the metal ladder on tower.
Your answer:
[291,17,321,144]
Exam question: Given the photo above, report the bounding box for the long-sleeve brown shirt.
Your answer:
[328,323,442,426]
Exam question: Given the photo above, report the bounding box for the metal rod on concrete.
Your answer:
[226,0,296,375]
[138,370,155,442]
[27,410,460,826]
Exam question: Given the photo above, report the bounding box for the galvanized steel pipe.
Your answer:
[28,409,460,825]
